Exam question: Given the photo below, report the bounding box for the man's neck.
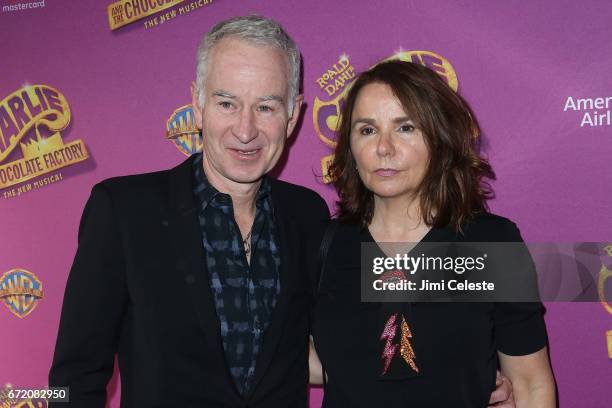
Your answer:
[201,159,260,224]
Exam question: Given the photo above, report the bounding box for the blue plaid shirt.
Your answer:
[192,153,281,395]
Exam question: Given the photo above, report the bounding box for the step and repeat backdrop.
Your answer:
[2,0,611,406]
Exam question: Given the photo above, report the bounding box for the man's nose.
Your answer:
[232,108,257,144]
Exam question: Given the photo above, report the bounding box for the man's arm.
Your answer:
[49,183,128,407]
[489,370,516,407]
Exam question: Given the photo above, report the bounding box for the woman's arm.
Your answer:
[309,335,324,385]
[498,347,556,408]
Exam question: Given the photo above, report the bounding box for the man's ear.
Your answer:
[191,81,203,129]
[286,94,304,138]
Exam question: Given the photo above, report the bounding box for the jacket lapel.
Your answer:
[247,181,299,397]
[164,156,235,383]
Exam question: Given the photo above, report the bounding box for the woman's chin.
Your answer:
[371,188,418,201]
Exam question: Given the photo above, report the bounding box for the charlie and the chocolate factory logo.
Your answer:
[312,50,458,183]
[0,84,89,199]
[107,0,214,31]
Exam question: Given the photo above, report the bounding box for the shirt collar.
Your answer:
[191,152,272,212]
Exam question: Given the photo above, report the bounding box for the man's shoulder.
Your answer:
[92,157,192,205]
[98,168,169,192]
[269,177,321,197]
[269,178,330,219]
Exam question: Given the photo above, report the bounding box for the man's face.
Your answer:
[193,37,302,191]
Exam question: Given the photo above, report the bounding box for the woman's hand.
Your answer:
[498,347,556,407]
[309,335,324,385]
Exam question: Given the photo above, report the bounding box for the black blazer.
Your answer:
[49,155,330,407]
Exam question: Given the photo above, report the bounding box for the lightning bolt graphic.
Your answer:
[400,316,419,372]
[380,313,399,375]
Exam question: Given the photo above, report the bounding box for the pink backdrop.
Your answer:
[1,0,611,406]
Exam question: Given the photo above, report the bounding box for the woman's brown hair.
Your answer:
[329,60,495,231]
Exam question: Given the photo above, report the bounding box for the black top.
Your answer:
[312,213,547,408]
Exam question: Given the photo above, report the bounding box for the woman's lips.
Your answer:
[375,168,398,177]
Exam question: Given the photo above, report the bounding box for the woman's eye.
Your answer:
[399,124,415,132]
[360,127,375,135]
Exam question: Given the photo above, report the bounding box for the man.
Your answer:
[49,15,514,407]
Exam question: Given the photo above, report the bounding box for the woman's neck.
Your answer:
[369,196,431,243]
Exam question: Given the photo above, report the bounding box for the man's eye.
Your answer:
[219,101,232,109]
[258,105,273,112]
[360,127,375,135]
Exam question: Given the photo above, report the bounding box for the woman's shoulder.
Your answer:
[327,219,363,245]
[460,212,523,242]
[323,220,364,262]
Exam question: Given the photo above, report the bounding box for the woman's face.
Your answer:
[349,82,430,202]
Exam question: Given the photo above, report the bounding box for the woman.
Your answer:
[310,60,556,407]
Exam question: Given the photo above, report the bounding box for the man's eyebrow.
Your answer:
[212,90,236,98]
[258,95,284,103]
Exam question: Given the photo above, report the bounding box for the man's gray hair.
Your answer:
[195,15,301,116]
